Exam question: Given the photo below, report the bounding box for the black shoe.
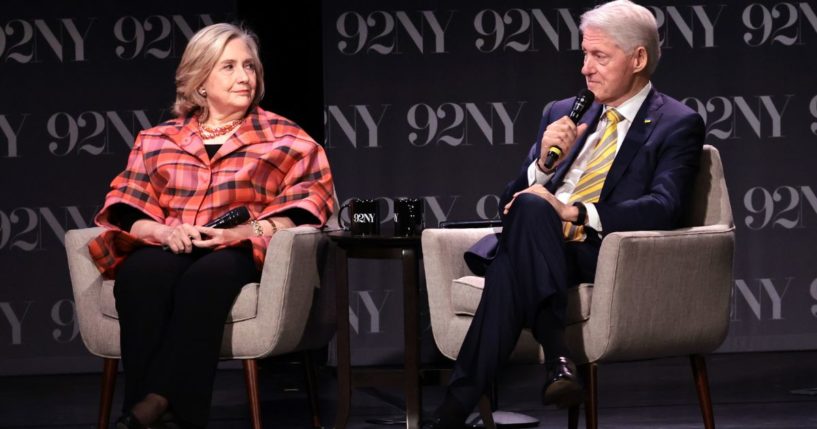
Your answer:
[115,412,147,429]
[424,393,469,429]
[542,356,584,408]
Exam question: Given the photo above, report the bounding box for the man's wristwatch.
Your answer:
[572,202,587,225]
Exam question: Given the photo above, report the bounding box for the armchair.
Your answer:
[422,145,734,428]
[65,214,339,429]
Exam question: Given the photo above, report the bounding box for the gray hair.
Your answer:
[580,0,661,75]
[173,23,265,120]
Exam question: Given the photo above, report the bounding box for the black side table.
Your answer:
[329,231,424,429]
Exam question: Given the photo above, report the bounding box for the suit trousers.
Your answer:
[114,246,260,428]
[447,193,601,412]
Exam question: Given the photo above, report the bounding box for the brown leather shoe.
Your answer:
[542,356,584,408]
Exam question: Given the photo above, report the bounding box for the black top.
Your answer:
[204,144,220,159]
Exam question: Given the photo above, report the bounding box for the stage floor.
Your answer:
[1,350,816,428]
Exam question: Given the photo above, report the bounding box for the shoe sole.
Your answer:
[542,379,584,409]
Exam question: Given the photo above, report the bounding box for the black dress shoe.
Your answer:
[425,393,469,429]
[115,412,147,429]
[541,356,584,408]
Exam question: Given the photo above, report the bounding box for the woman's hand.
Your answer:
[192,225,253,249]
[163,223,206,253]
[193,215,295,248]
[131,220,202,254]
[131,216,295,252]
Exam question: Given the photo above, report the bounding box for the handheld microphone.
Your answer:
[204,206,251,228]
[543,89,595,169]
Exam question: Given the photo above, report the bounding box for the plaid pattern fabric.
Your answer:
[89,107,335,279]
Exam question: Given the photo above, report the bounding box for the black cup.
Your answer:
[339,198,381,235]
[393,198,424,236]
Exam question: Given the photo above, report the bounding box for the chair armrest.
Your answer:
[65,227,105,294]
[578,224,735,362]
[421,227,498,357]
[253,226,336,357]
[65,227,122,357]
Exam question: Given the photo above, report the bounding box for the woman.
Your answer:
[88,23,334,428]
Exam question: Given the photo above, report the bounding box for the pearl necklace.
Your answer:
[199,118,242,139]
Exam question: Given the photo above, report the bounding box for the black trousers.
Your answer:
[447,193,601,412]
[114,246,260,428]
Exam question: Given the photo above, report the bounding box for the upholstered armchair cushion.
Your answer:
[422,145,733,429]
[99,279,260,323]
[567,225,734,364]
[451,276,593,326]
[65,224,336,360]
[422,227,543,364]
[422,145,734,369]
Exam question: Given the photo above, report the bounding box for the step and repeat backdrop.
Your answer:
[0,1,236,374]
[2,0,816,374]
[321,0,817,365]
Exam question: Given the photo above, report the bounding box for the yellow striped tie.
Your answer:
[564,108,623,241]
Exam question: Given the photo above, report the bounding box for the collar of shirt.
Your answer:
[603,81,653,138]
[553,81,653,203]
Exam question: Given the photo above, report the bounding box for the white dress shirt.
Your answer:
[527,82,653,233]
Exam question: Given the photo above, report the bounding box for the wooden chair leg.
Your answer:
[303,351,322,429]
[568,404,580,429]
[99,358,118,429]
[477,395,496,429]
[243,359,262,429]
[582,363,598,429]
[690,354,716,429]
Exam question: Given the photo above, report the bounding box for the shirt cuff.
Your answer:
[527,160,552,185]
[585,203,602,232]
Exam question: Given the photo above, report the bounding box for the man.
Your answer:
[428,1,705,427]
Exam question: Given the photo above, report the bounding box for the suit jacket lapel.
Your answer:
[548,103,603,190]
[600,89,663,200]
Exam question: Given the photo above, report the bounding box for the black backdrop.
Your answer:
[2,0,817,375]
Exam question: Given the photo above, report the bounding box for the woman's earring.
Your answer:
[198,88,206,97]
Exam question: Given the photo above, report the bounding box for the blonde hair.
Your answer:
[172,23,265,120]
[580,0,661,75]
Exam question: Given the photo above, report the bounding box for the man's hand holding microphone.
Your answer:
[505,89,595,223]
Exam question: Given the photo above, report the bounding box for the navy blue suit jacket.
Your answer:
[465,88,705,275]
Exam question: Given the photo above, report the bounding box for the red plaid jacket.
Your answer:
[89,107,335,279]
